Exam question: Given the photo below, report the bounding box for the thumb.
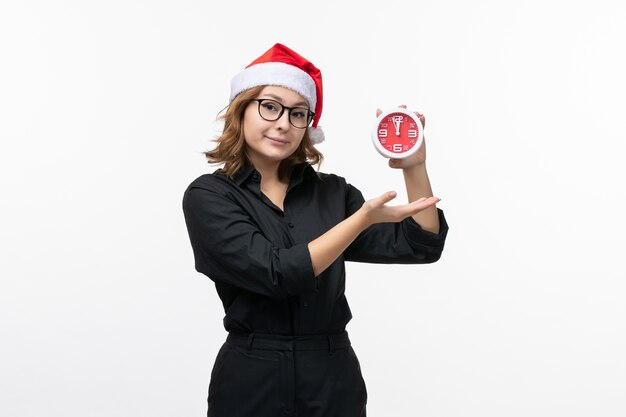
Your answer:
[378,191,397,204]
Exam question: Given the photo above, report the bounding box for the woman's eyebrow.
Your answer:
[262,93,309,108]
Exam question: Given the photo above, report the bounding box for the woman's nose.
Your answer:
[275,110,291,129]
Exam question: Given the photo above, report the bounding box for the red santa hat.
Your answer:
[230,43,325,144]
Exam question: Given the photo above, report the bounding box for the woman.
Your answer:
[182,43,448,417]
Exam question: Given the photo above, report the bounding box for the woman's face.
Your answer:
[242,85,309,168]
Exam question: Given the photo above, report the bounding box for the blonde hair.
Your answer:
[204,86,324,182]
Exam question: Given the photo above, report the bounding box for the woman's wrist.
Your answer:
[353,207,373,230]
[402,161,427,175]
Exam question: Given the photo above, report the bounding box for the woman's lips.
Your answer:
[266,136,288,144]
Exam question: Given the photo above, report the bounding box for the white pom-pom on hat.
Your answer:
[308,126,325,144]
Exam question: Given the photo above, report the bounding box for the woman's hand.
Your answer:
[376,105,426,170]
[358,190,440,228]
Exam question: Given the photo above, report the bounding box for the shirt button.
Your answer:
[288,222,294,228]
[303,300,309,308]
[252,173,259,181]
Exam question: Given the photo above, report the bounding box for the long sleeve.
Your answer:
[343,180,449,264]
[182,184,318,300]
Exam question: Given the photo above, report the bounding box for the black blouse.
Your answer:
[182,162,449,336]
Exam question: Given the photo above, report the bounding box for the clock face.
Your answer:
[371,108,423,158]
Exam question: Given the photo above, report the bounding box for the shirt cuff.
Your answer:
[280,242,319,295]
[402,208,449,250]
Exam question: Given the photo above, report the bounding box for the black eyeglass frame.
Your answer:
[249,98,315,129]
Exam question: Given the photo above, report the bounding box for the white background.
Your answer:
[1,1,625,416]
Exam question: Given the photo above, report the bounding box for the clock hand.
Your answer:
[392,115,402,135]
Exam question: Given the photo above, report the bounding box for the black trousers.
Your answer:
[207,330,367,417]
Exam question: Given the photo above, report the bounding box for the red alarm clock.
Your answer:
[371,107,424,159]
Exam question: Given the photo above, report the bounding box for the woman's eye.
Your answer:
[292,110,306,119]
[262,103,277,111]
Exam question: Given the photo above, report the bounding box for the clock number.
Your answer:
[393,144,402,152]
[378,129,388,138]
[408,129,417,138]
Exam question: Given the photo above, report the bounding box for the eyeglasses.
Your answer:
[250,99,315,129]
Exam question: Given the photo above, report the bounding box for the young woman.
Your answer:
[182,43,449,417]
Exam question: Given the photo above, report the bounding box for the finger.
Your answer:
[410,197,440,212]
[405,196,439,209]
[388,202,435,221]
[399,197,431,210]
[389,197,439,219]
[415,196,440,204]
[414,111,426,128]
[376,108,382,117]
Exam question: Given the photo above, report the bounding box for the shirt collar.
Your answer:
[288,162,313,191]
[232,163,256,186]
[230,162,318,187]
